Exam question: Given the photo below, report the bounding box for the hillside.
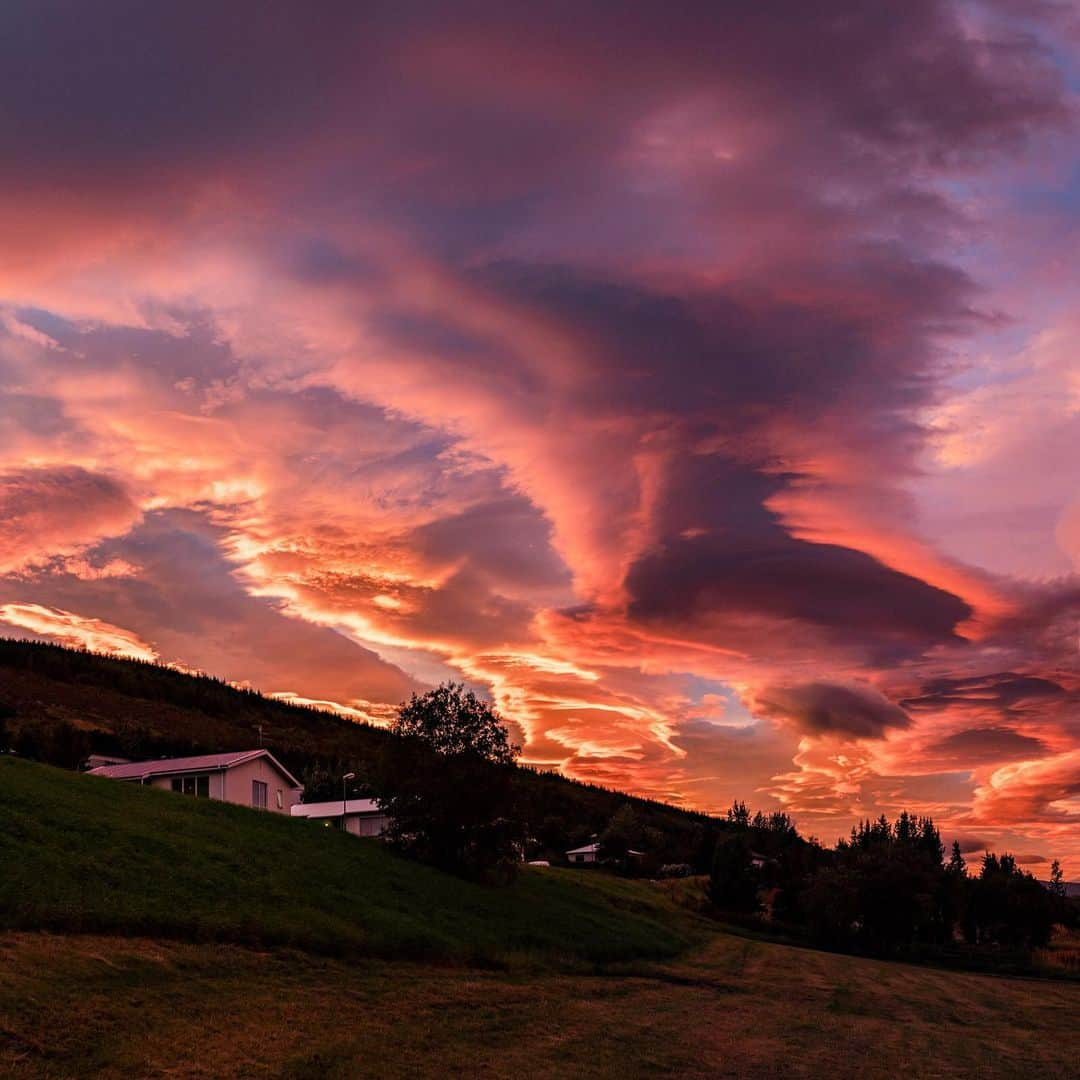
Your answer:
[2,758,1078,1078]
[0,757,701,967]
[0,638,716,863]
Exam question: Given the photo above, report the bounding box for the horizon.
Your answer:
[1,2,1079,876]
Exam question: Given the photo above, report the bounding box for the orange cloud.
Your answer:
[0,602,158,662]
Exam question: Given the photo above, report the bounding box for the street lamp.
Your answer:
[342,772,356,832]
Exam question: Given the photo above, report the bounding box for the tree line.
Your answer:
[710,803,1074,962]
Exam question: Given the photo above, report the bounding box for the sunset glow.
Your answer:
[2,1,1079,872]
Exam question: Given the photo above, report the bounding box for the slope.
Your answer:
[0,757,701,967]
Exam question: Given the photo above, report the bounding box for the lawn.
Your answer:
[0,757,701,968]
[1,931,1077,1079]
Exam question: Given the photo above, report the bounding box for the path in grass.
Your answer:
[2,932,1077,1079]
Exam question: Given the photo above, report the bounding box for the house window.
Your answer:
[252,780,268,809]
[276,789,283,810]
[171,774,210,797]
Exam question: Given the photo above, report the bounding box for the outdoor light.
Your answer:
[342,772,356,830]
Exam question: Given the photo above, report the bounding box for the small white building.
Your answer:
[565,841,643,865]
[566,842,600,864]
[291,798,389,837]
[87,749,303,814]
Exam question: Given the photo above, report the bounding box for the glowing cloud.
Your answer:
[0,603,159,663]
[0,0,1077,870]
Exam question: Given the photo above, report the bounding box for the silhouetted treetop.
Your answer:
[392,682,519,765]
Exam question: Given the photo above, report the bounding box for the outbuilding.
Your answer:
[565,841,643,865]
[291,798,389,837]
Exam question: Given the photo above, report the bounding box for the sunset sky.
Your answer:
[2,1,1079,870]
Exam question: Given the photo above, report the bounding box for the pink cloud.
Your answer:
[0,1,1077,871]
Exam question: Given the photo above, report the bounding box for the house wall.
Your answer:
[146,773,226,799]
[301,812,388,836]
[221,757,301,814]
[357,813,389,837]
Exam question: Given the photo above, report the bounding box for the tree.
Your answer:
[947,841,966,877]
[393,683,519,764]
[709,833,760,913]
[370,683,523,883]
[1048,860,1066,900]
[0,699,15,751]
[599,804,643,863]
[967,851,1055,949]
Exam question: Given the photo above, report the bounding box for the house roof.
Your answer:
[565,842,643,857]
[88,749,302,788]
[291,799,383,818]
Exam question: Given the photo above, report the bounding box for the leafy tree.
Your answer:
[599,804,643,863]
[393,683,519,764]
[370,683,523,883]
[726,800,750,829]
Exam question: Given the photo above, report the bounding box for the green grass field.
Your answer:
[0,757,701,968]
[2,757,1078,1078]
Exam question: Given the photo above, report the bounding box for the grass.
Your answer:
[2,758,1079,1077]
[1,932,1078,1079]
[0,757,702,968]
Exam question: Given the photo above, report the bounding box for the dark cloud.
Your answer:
[926,726,1050,763]
[626,524,972,656]
[756,682,911,738]
[412,496,570,593]
[907,671,1068,710]
[953,835,993,854]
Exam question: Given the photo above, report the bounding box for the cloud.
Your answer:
[0,602,158,662]
[755,682,912,739]
[925,726,1050,764]
[0,466,141,575]
[0,0,1076,868]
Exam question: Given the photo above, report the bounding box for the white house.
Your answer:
[291,798,389,837]
[565,841,643,865]
[87,749,303,814]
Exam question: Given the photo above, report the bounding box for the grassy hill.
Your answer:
[2,758,1079,1078]
[0,757,702,968]
[0,638,717,863]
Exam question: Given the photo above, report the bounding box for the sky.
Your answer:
[2,1,1079,871]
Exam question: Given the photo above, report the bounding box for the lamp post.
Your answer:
[342,772,355,832]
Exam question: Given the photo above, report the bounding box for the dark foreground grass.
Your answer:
[0,757,701,967]
[1,932,1078,1079]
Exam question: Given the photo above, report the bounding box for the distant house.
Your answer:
[291,798,389,837]
[85,753,132,770]
[87,749,302,814]
[565,842,643,865]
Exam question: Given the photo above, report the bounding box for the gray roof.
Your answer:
[88,749,302,788]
